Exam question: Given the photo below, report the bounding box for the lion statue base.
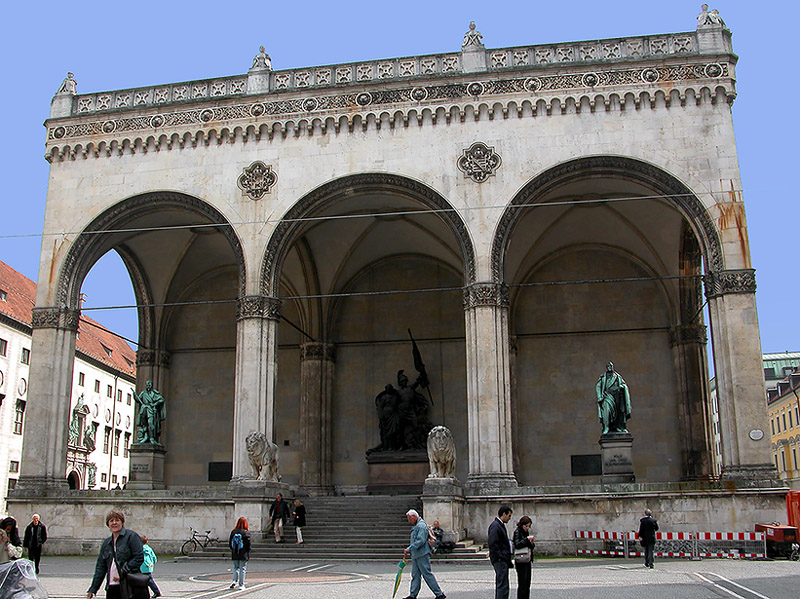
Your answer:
[427,425,456,479]
[245,431,281,482]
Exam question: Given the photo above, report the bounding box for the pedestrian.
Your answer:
[86,509,145,599]
[638,508,659,569]
[512,516,535,599]
[0,517,23,561]
[488,505,513,599]
[268,493,290,543]
[139,535,161,598]
[229,516,251,590]
[23,513,47,574]
[402,509,446,599]
[292,499,306,544]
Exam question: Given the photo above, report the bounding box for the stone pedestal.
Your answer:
[366,451,428,494]
[126,444,166,490]
[230,479,291,537]
[422,477,466,542]
[599,433,635,483]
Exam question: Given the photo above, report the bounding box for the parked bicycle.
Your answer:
[181,527,219,556]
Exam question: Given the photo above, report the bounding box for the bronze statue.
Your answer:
[596,362,631,435]
[135,380,166,444]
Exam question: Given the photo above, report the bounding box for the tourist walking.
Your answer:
[488,505,514,599]
[512,516,535,599]
[86,509,145,599]
[292,499,306,544]
[139,535,161,598]
[23,513,47,574]
[269,493,290,543]
[638,508,659,568]
[229,517,251,590]
[401,509,446,599]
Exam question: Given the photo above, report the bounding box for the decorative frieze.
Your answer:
[31,307,80,331]
[457,142,502,183]
[300,342,336,362]
[236,295,282,321]
[463,283,509,309]
[703,269,756,299]
[669,324,708,346]
[135,349,171,368]
[237,161,278,200]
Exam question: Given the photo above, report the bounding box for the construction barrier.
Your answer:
[574,530,766,559]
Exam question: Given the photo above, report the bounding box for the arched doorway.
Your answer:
[67,471,80,490]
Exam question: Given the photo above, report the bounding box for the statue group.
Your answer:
[134,380,166,444]
[596,361,631,435]
[368,369,434,453]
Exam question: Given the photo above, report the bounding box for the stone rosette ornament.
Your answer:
[238,161,278,200]
[457,141,502,183]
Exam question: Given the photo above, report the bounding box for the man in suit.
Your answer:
[402,509,445,599]
[488,505,513,599]
[638,508,659,568]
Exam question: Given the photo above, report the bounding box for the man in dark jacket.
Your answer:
[638,508,659,568]
[268,493,290,543]
[23,513,47,574]
[488,505,513,599]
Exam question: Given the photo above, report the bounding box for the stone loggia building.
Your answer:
[11,8,786,551]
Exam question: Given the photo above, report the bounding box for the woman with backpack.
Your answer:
[229,517,251,590]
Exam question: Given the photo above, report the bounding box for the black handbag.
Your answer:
[121,571,150,599]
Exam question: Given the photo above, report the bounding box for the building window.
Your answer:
[101,473,107,483]
[113,430,121,456]
[101,345,113,358]
[20,348,30,365]
[794,447,798,473]
[777,418,781,434]
[103,427,111,454]
[783,413,788,431]
[796,405,799,424]
[9,461,19,473]
[117,390,122,402]
[94,380,100,393]
[781,451,787,472]
[0,289,6,301]
[122,476,127,485]
[790,411,794,429]
[13,400,25,434]
[106,385,113,398]
[78,372,85,386]
[7,479,16,490]
[127,393,132,405]
[0,338,7,357]
[771,419,776,435]
[124,433,131,457]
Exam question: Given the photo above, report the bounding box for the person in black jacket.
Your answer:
[229,517,252,590]
[269,493,290,543]
[638,508,659,569]
[87,509,144,599]
[0,517,22,554]
[292,499,306,544]
[487,505,513,599]
[512,516,535,599]
[23,513,47,574]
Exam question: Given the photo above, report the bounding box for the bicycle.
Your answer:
[181,527,219,556]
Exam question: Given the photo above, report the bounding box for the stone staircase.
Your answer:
[189,495,487,562]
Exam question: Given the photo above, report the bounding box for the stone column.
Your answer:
[670,324,713,479]
[704,270,777,480]
[231,295,281,482]
[135,349,171,396]
[16,307,80,490]
[463,283,517,488]
[299,342,335,494]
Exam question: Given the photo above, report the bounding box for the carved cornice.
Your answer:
[236,295,282,321]
[463,282,509,309]
[31,307,81,331]
[704,269,756,299]
[45,61,733,161]
[669,324,708,346]
[300,342,336,362]
[135,349,171,368]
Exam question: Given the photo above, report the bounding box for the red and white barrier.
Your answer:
[574,530,766,559]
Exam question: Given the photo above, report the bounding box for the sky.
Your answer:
[1,0,797,355]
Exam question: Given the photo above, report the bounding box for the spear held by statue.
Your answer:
[408,328,433,405]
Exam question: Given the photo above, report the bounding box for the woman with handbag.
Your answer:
[512,516,535,599]
[87,510,146,599]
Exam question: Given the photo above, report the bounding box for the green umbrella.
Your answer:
[392,559,407,598]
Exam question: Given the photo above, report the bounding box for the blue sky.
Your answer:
[1,1,797,354]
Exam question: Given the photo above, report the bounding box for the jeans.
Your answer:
[643,542,655,568]
[232,559,247,586]
[409,554,443,597]
[296,526,303,543]
[273,519,284,541]
[515,561,531,599]
[147,573,161,595]
[493,560,510,599]
[28,546,42,573]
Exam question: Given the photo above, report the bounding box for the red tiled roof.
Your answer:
[0,260,136,377]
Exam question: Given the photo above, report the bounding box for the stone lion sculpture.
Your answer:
[427,425,456,479]
[245,431,281,482]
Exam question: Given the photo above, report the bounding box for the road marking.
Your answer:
[290,563,320,571]
[695,573,748,599]
[704,572,773,599]
[184,582,269,598]
[306,564,331,572]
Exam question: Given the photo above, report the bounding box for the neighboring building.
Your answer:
[763,351,800,391]
[0,260,135,513]
[768,367,800,490]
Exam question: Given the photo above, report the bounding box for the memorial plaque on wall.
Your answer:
[571,454,602,476]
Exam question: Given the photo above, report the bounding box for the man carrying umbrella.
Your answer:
[401,509,446,599]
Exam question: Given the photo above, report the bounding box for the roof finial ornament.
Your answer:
[697,4,726,29]
[56,72,77,95]
[250,45,272,71]
[462,21,484,50]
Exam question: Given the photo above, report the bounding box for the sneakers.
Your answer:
[239,584,246,589]
[435,595,447,599]
[230,583,237,589]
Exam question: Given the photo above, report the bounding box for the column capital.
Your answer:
[300,342,336,362]
[463,282,509,309]
[31,306,80,331]
[136,349,171,368]
[236,295,282,321]
[704,269,756,299]
[669,324,708,347]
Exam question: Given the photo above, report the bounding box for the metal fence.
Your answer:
[574,530,766,559]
